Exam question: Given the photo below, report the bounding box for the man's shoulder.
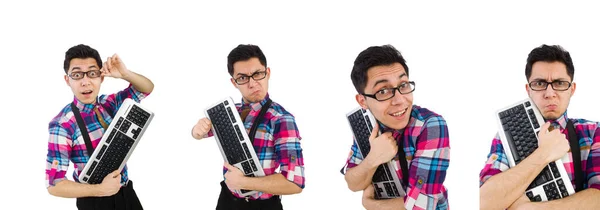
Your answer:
[570,117,599,132]
[411,104,445,124]
[49,103,74,129]
[571,117,598,125]
[268,99,295,119]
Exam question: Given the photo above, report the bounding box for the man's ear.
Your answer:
[525,83,531,98]
[64,75,70,86]
[356,94,368,110]
[266,67,271,79]
[230,77,238,89]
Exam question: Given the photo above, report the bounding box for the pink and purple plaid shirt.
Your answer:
[207,94,305,200]
[45,85,149,188]
[341,105,450,210]
[480,111,600,191]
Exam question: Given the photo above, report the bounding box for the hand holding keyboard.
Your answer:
[536,122,570,163]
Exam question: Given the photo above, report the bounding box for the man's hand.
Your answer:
[366,124,398,167]
[95,170,122,197]
[362,184,376,209]
[508,194,536,210]
[537,122,570,163]
[101,54,132,79]
[192,118,212,140]
[224,162,248,191]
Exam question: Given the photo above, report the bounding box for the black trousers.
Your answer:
[216,181,283,210]
[76,180,143,210]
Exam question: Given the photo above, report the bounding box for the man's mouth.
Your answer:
[546,104,558,110]
[390,108,408,117]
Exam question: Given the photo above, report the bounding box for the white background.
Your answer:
[1,1,599,209]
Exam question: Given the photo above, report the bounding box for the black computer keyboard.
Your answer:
[206,101,259,175]
[498,101,570,201]
[84,131,134,184]
[348,110,392,182]
[79,100,153,185]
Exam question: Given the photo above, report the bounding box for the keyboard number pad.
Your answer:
[241,161,253,175]
[372,165,389,183]
[119,120,132,133]
[126,105,151,127]
[543,182,561,201]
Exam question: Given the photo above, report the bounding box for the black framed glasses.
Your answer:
[67,70,102,80]
[362,81,416,101]
[528,80,572,91]
[233,70,267,85]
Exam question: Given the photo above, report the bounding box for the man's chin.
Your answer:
[244,94,265,103]
[542,111,562,121]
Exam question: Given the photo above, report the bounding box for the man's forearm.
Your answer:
[533,188,600,210]
[242,173,302,195]
[364,197,406,210]
[345,157,378,191]
[47,180,100,198]
[480,151,549,210]
[123,71,154,94]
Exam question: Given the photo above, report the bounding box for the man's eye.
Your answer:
[377,89,390,95]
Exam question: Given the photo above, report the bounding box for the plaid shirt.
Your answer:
[341,105,450,210]
[480,111,600,191]
[45,85,149,188]
[207,94,305,200]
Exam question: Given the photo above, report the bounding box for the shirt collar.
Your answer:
[377,120,406,138]
[545,111,568,130]
[241,93,271,112]
[72,96,98,114]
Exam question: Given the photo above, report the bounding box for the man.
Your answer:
[341,44,450,210]
[479,44,600,210]
[191,44,305,210]
[46,44,154,210]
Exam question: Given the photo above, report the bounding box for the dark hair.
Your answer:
[63,44,102,73]
[351,44,409,93]
[525,44,574,81]
[227,44,267,76]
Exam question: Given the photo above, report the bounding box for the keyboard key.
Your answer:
[86,161,98,176]
[87,132,135,184]
[391,182,400,196]
[106,129,117,144]
[235,125,244,141]
[208,104,249,164]
[249,159,258,172]
[549,162,560,178]
[383,182,393,197]
[374,184,384,199]
[241,142,251,160]
[241,161,252,174]
[96,145,108,160]
[227,107,236,123]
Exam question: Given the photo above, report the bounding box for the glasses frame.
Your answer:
[362,81,416,101]
[528,80,572,91]
[67,70,103,80]
[233,70,268,85]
